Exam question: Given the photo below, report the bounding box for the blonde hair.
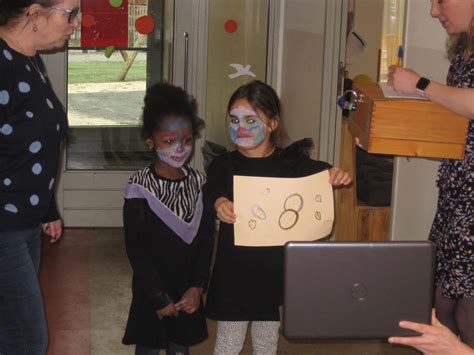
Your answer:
[447,18,474,61]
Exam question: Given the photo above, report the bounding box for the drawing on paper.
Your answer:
[315,211,321,220]
[315,194,322,203]
[251,205,267,220]
[284,193,304,212]
[248,219,257,230]
[279,209,299,230]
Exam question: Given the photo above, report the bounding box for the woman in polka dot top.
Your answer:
[0,1,79,354]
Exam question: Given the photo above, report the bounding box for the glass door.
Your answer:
[56,0,175,227]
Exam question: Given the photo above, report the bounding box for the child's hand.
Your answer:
[175,287,203,314]
[156,303,178,320]
[215,197,236,224]
[329,167,352,186]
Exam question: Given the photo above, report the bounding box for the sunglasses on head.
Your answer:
[50,6,80,23]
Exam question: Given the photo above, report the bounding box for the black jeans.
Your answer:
[0,227,48,355]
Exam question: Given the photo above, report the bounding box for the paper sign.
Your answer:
[233,171,334,246]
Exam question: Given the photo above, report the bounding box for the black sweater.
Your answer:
[203,139,332,321]
[0,38,66,231]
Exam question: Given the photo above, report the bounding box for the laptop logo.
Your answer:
[350,283,367,301]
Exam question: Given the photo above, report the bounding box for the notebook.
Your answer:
[282,241,435,339]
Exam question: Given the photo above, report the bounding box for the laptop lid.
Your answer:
[282,241,435,339]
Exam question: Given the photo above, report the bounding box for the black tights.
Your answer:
[435,283,474,348]
[135,343,189,355]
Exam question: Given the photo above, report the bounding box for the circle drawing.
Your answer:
[284,193,304,212]
[251,205,267,220]
[279,209,299,230]
[248,219,257,230]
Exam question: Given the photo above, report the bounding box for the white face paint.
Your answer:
[154,117,193,168]
[156,145,192,168]
[228,106,267,148]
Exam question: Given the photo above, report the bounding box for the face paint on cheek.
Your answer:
[228,107,267,148]
[156,144,192,168]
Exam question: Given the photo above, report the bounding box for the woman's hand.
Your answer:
[388,310,474,355]
[388,65,421,95]
[42,219,63,243]
[175,287,203,314]
[329,168,352,186]
[156,303,179,320]
[215,197,236,224]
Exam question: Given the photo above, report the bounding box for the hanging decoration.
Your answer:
[81,0,129,48]
[135,15,155,35]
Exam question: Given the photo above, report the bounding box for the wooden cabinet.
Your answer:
[334,120,391,241]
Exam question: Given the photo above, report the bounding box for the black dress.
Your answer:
[122,165,214,348]
[428,50,474,300]
[203,139,331,321]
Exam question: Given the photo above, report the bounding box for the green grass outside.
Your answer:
[68,60,146,84]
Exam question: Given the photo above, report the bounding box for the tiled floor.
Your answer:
[39,229,418,354]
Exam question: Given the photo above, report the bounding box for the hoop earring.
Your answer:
[33,26,38,32]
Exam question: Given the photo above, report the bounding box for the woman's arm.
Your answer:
[388,65,474,120]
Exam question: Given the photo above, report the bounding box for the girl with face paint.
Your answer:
[122,83,214,354]
[203,80,352,354]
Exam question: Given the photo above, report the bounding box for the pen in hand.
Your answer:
[396,45,403,66]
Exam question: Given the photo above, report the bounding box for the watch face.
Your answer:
[416,77,430,91]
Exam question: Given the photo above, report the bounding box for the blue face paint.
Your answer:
[155,117,193,168]
[228,107,266,148]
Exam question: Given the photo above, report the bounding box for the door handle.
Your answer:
[183,32,189,91]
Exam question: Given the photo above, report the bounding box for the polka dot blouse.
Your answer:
[0,38,67,231]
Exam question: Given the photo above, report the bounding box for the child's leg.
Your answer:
[214,321,249,355]
[455,297,474,347]
[250,321,280,355]
[135,344,160,355]
[166,342,189,355]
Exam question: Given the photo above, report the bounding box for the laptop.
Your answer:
[282,241,435,339]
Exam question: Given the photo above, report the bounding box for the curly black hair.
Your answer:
[142,82,204,139]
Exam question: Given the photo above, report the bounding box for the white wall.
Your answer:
[390,1,449,241]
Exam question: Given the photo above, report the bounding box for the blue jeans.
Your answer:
[0,227,48,355]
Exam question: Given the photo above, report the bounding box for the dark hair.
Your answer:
[0,1,55,26]
[142,82,204,139]
[227,80,285,148]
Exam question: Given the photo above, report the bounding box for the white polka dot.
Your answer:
[49,178,55,190]
[19,82,31,93]
[0,90,9,105]
[1,124,12,135]
[46,98,54,109]
[56,123,60,131]
[30,195,39,206]
[32,163,42,175]
[3,178,12,186]
[29,141,42,153]
[26,64,31,72]
[3,49,12,61]
[26,111,34,118]
[5,204,18,213]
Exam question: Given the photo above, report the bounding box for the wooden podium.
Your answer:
[349,84,469,159]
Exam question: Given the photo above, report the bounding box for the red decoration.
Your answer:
[224,19,238,33]
[81,14,95,28]
[81,0,129,48]
[135,16,155,35]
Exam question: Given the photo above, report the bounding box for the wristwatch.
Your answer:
[416,77,431,97]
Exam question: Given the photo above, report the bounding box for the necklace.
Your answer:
[28,56,47,83]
